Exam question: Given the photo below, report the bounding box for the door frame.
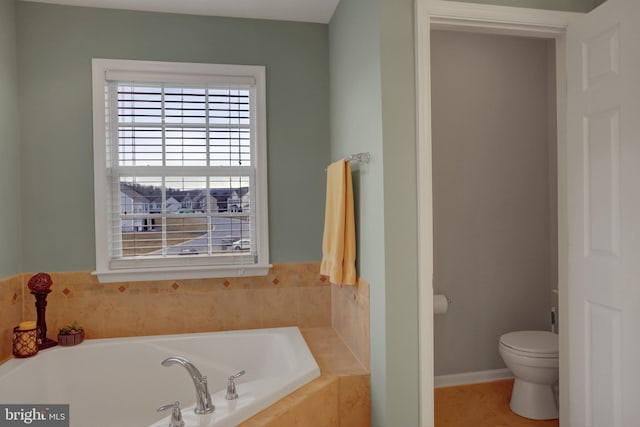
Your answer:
[415,1,581,425]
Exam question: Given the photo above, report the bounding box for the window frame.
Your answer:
[92,58,270,283]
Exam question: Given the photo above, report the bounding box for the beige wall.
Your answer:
[431,31,558,375]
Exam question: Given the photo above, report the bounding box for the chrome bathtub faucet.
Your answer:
[161,356,215,414]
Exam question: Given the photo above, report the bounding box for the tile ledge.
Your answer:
[300,326,369,376]
[240,327,371,427]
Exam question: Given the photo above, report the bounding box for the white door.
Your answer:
[566,0,640,425]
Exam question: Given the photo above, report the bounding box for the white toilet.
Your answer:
[498,330,559,420]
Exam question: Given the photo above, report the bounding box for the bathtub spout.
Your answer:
[161,356,214,415]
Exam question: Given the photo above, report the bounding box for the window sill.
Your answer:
[93,264,272,283]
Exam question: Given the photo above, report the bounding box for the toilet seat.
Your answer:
[499,331,558,358]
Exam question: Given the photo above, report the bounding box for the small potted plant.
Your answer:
[57,321,84,346]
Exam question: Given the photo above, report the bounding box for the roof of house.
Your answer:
[120,183,249,211]
[120,184,150,203]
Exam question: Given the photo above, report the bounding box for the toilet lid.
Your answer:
[500,331,558,355]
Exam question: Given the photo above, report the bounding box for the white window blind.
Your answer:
[93,59,269,282]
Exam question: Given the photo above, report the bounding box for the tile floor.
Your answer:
[435,379,559,427]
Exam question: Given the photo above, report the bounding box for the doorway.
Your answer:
[430,28,559,424]
[419,1,640,426]
[431,29,558,380]
[415,2,574,426]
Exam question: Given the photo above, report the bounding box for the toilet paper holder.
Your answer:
[433,294,452,314]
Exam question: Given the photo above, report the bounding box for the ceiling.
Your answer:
[20,0,341,23]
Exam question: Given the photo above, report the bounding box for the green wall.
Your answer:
[329,0,419,425]
[15,2,329,272]
[0,0,22,278]
[330,0,598,425]
[378,0,420,423]
[329,0,387,423]
[446,0,605,12]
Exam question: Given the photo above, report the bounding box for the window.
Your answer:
[92,59,269,283]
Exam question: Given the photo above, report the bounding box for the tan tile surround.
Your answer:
[2,262,331,361]
[241,328,370,427]
[0,262,371,426]
[0,274,22,361]
[332,278,370,370]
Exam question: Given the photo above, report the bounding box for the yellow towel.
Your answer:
[320,159,356,285]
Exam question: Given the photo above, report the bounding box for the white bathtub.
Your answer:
[0,327,320,427]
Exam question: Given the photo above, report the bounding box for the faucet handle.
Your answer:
[226,370,246,400]
[229,370,246,380]
[157,401,185,427]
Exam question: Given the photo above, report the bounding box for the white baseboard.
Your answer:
[434,368,513,388]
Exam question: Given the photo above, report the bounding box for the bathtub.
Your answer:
[0,327,320,427]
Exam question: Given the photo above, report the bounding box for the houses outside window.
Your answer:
[92,59,269,282]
